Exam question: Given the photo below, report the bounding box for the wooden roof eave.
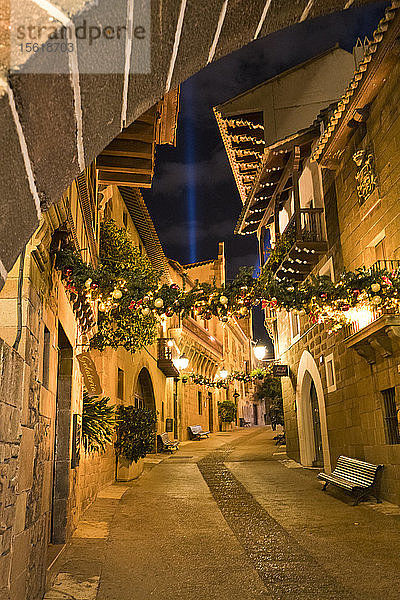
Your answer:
[214,107,248,204]
[235,128,317,234]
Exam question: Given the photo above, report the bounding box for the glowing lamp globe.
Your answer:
[254,345,267,361]
[173,354,189,371]
[219,368,228,380]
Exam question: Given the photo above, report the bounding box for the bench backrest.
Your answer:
[333,456,382,486]
[189,425,202,435]
[159,432,171,444]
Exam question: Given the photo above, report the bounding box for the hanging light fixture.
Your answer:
[173,354,189,371]
[219,367,229,380]
[254,344,267,361]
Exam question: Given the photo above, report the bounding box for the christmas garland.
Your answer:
[55,220,400,354]
[180,367,275,388]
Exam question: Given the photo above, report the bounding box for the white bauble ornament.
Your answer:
[154,298,164,309]
[219,295,228,306]
[112,289,122,299]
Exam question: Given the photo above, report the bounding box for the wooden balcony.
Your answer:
[157,338,180,378]
[267,208,328,282]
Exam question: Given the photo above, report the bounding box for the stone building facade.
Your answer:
[0,143,258,600]
[215,4,400,504]
[217,5,400,504]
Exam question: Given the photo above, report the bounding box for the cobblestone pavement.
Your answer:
[198,447,354,600]
[44,427,400,600]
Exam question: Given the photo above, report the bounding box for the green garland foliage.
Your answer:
[218,399,237,423]
[55,219,400,345]
[181,366,275,388]
[114,406,157,464]
[82,391,115,454]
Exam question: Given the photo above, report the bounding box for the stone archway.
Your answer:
[136,367,156,411]
[0,1,376,289]
[296,350,330,470]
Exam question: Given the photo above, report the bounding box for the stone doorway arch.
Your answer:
[296,350,330,470]
[136,367,156,412]
[0,1,376,289]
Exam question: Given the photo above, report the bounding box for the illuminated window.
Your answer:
[319,257,335,282]
[290,312,300,341]
[325,353,336,393]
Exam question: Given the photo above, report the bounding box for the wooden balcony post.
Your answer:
[273,192,281,240]
[293,146,301,237]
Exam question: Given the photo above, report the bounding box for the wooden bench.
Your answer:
[188,425,210,440]
[157,432,179,453]
[239,418,251,427]
[318,455,383,505]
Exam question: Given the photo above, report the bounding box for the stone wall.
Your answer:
[281,55,400,504]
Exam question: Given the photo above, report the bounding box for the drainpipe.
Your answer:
[13,246,26,352]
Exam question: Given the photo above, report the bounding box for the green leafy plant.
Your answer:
[82,391,116,454]
[218,399,237,423]
[115,405,157,464]
[253,376,284,426]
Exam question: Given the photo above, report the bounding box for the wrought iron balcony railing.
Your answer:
[344,260,400,338]
[157,338,180,378]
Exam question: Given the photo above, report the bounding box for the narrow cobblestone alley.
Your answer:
[44,427,400,600]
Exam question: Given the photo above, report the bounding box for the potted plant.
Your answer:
[114,405,157,481]
[218,399,237,432]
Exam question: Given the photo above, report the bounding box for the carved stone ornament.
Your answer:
[353,149,377,205]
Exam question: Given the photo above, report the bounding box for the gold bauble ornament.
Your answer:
[112,289,122,299]
[371,283,381,293]
[372,295,382,305]
[154,298,164,309]
[220,295,228,305]
[98,302,106,312]
[141,307,151,317]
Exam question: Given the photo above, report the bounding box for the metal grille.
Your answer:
[382,387,400,445]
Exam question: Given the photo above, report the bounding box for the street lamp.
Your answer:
[219,367,229,380]
[173,353,189,371]
[254,344,267,361]
[173,353,189,440]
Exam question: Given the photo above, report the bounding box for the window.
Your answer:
[117,368,124,400]
[324,353,337,393]
[42,326,51,389]
[382,388,400,445]
[198,391,202,415]
[319,257,335,282]
[374,237,386,262]
[161,401,165,422]
[290,312,300,341]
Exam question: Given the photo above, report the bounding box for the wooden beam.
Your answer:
[97,171,153,187]
[96,155,153,175]
[101,139,153,159]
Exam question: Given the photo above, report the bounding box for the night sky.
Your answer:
[143,1,387,343]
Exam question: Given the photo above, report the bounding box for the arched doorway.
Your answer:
[296,351,330,470]
[0,1,376,290]
[135,367,156,412]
